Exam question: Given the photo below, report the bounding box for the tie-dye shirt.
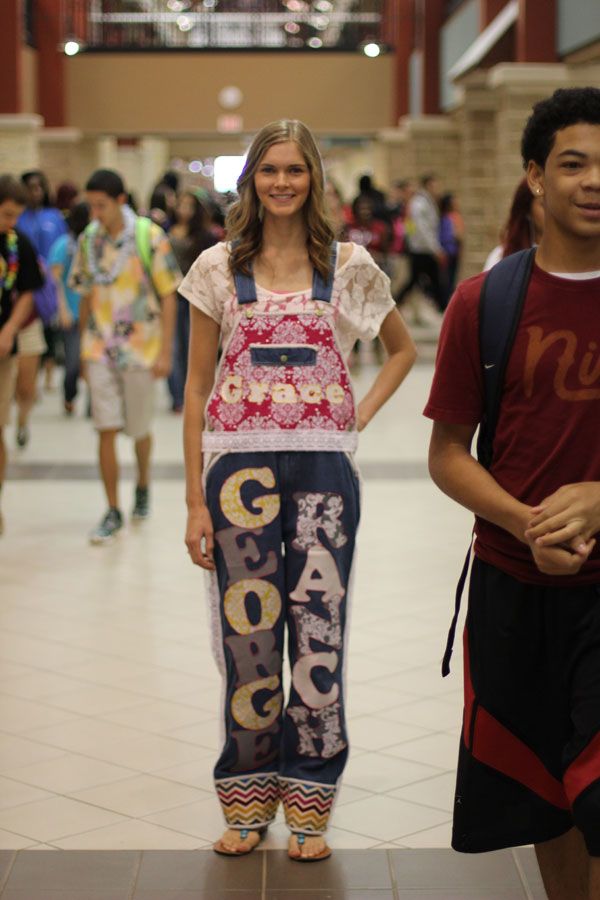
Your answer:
[69,219,181,370]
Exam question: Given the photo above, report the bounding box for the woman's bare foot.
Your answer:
[213,828,263,856]
[288,833,331,861]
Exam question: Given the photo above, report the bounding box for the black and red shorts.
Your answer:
[454,557,600,855]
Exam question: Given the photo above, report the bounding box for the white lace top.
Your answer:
[178,241,395,359]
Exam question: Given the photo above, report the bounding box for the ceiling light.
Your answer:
[307,36,322,48]
[363,42,381,58]
[64,40,81,56]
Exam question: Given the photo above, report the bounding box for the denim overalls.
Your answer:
[203,246,361,836]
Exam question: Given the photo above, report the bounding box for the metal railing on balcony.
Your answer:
[60,0,386,52]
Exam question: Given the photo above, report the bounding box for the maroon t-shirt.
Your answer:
[424,262,600,585]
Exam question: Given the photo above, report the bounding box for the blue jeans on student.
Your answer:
[61,324,80,404]
[204,450,360,834]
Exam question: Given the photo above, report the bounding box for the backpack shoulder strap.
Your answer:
[476,247,536,469]
[135,216,154,279]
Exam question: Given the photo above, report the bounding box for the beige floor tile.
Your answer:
[343,751,444,793]
[69,774,212,817]
[0,735,64,773]
[3,753,136,794]
[86,734,209,772]
[349,715,431,751]
[0,777,54,810]
[0,796,126,843]
[143,794,226,841]
[0,828,48,849]
[100,700,213,733]
[389,771,457,813]
[0,670,91,700]
[153,756,217,791]
[23,718,147,756]
[0,697,73,734]
[382,732,460,769]
[52,818,206,850]
[43,685,152,716]
[331,794,449,843]
[398,819,454,847]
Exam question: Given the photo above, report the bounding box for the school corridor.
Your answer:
[0,355,544,897]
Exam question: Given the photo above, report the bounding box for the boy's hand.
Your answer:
[525,483,600,552]
[0,325,15,359]
[526,534,596,576]
[152,349,172,379]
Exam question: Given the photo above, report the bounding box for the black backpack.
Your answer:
[441,247,537,676]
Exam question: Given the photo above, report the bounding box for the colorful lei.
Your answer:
[1,230,19,293]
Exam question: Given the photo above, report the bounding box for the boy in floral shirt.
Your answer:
[70,169,181,543]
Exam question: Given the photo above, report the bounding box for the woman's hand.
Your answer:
[185,505,216,570]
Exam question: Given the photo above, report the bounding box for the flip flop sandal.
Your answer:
[213,827,267,857]
[289,832,332,862]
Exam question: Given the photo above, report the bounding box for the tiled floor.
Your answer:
[0,335,546,896]
[0,847,546,898]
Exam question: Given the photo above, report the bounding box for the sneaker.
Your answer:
[16,426,29,448]
[131,485,149,521]
[89,508,123,545]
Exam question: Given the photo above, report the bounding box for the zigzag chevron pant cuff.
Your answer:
[215,773,280,830]
[279,776,336,835]
[215,774,337,835]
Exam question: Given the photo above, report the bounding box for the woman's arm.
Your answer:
[356,308,417,430]
[183,305,221,570]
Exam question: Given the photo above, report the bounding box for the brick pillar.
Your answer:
[35,0,65,127]
[481,0,508,26]
[390,0,415,121]
[0,0,22,114]
[516,0,557,62]
[454,70,499,277]
[0,114,43,174]
[422,0,445,114]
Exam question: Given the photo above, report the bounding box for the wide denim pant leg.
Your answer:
[204,450,360,834]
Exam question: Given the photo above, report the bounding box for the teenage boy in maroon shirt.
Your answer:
[424,87,600,899]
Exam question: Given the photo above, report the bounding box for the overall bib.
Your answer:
[203,246,361,835]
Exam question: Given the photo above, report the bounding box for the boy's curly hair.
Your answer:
[521,87,600,169]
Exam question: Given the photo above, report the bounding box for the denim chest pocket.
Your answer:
[250,345,317,366]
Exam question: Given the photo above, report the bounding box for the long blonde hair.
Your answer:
[226,119,335,282]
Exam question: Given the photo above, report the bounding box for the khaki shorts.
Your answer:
[87,360,155,439]
[0,356,18,428]
[17,319,47,357]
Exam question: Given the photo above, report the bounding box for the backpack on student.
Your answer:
[441,247,537,676]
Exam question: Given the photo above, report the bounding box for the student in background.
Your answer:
[70,169,180,544]
[48,201,90,415]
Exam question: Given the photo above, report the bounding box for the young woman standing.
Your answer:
[180,120,417,862]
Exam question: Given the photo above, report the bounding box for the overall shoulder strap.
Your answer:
[311,244,338,303]
[476,247,536,469]
[230,241,257,304]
